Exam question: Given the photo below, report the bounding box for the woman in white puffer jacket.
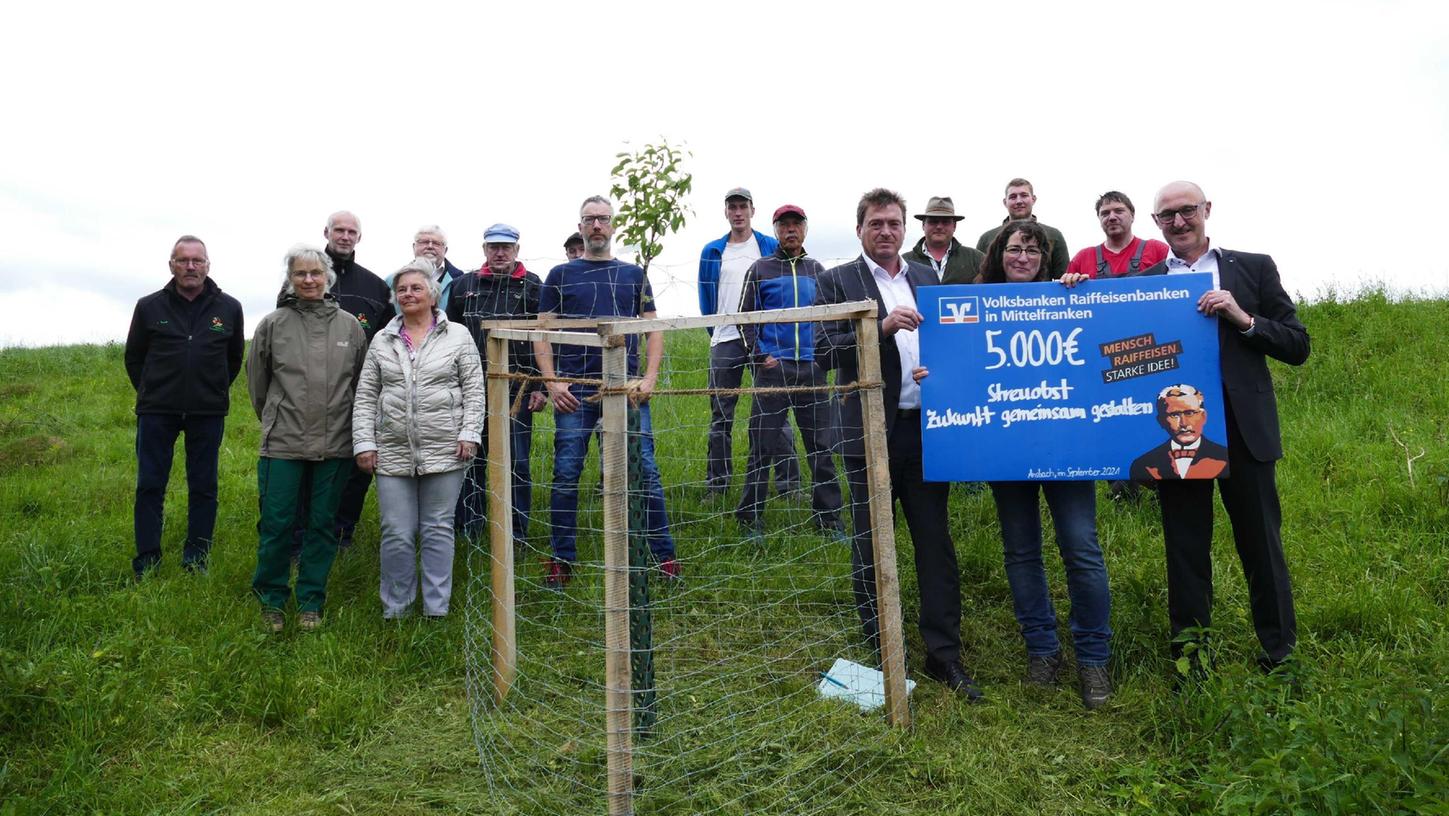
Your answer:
[353,259,484,619]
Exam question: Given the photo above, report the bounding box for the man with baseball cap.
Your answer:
[735,205,845,543]
[904,196,986,285]
[697,187,801,499]
[446,223,545,542]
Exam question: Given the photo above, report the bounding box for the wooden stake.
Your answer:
[600,337,634,816]
[487,335,517,704]
[854,316,912,728]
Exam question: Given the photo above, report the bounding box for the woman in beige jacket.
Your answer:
[352,259,484,619]
[247,244,366,633]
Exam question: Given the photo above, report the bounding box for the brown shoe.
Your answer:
[261,609,285,634]
[298,611,322,631]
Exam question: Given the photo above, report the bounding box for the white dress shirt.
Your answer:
[1165,242,1221,289]
[863,253,921,410]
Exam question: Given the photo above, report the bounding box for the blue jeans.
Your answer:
[549,398,674,562]
[988,480,1112,667]
[134,413,225,573]
[457,389,535,541]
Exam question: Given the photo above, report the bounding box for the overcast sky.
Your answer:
[2,0,1445,347]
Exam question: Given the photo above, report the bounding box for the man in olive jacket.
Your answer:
[975,178,1070,280]
[904,196,986,285]
[123,235,243,578]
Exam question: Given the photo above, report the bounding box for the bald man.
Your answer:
[1134,180,1310,680]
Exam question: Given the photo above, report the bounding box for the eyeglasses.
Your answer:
[1004,246,1043,258]
[580,215,613,225]
[1153,203,1205,224]
[171,258,208,267]
[414,238,445,247]
[1165,408,1203,420]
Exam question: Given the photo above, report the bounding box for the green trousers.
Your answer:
[254,457,353,613]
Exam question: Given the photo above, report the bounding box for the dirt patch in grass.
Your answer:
[0,433,72,468]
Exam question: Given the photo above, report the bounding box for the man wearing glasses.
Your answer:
[411,225,466,311]
[124,236,244,579]
[1135,180,1310,680]
[446,224,545,542]
[1129,384,1229,481]
[975,178,1070,279]
[533,196,679,588]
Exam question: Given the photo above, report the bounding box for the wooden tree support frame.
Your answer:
[481,301,911,815]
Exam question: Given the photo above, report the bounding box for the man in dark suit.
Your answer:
[815,188,982,702]
[1134,180,1310,675]
[1130,383,1230,481]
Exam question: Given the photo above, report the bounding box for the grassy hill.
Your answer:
[1,291,1445,815]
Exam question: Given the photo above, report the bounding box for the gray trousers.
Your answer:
[707,337,801,490]
[376,468,467,618]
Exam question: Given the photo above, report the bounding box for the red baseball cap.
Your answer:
[772,204,807,222]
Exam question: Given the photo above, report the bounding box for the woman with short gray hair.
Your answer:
[247,244,366,633]
[352,261,484,619]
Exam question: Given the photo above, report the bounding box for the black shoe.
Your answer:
[1258,654,1302,692]
[336,527,354,550]
[132,557,159,583]
[1170,652,1212,692]
[181,559,208,575]
[1078,665,1113,710]
[739,519,765,546]
[922,656,985,703]
[1025,652,1063,686]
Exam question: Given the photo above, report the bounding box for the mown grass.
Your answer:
[1,290,1446,815]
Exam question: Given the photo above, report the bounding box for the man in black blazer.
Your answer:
[815,188,982,701]
[1129,384,1230,481]
[1134,181,1310,675]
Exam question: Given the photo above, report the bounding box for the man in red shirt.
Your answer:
[1066,191,1170,278]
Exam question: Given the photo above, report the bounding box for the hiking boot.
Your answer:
[659,558,681,581]
[1079,665,1113,710]
[739,519,766,546]
[1025,652,1063,686]
[261,609,285,634]
[298,611,322,631]
[922,656,985,703]
[544,558,573,590]
[821,525,849,547]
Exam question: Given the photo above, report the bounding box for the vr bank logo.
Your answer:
[938,296,981,325]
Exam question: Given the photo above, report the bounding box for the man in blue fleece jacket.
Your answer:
[734,205,844,542]
[698,187,801,498]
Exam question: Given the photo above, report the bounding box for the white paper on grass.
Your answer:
[816,657,916,711]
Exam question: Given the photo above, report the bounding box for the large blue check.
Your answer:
[916,273,1225,482]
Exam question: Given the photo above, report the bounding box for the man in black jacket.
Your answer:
[320,211,392,546]
[816,189,983,702]
[446,223,544,541]
[123,236,244,578]
[1135,180,1310,677]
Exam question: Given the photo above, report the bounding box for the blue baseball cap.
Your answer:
[483,223,520,243]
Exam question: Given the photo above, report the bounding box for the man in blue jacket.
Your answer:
[123,236,244,578]
[735,206,844,542]
[698,187,800,498]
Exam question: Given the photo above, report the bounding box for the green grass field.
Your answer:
[2,290,1446,815]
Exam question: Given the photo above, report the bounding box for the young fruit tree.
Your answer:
[609,140,693,275]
